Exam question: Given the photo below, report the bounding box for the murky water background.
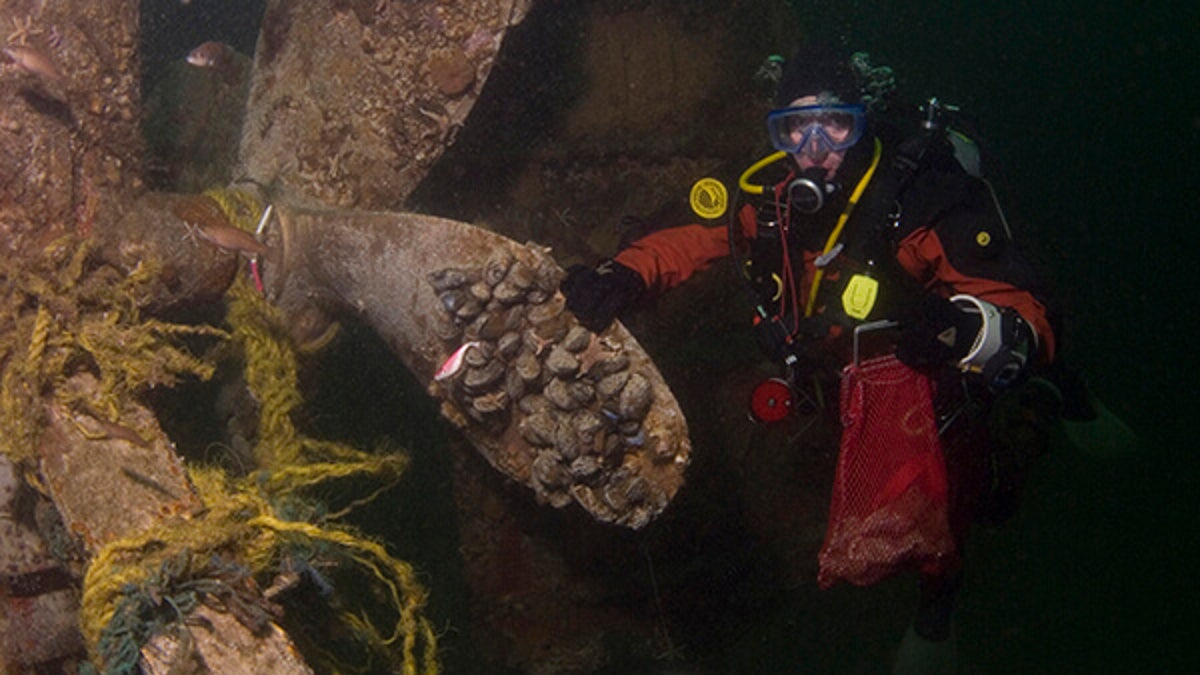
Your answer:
[132,0,1198,672]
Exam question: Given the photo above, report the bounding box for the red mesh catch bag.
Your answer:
[817,354,956,589]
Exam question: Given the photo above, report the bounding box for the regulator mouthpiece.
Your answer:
[787,167,835,214]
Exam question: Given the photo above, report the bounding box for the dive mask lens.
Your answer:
[766,104,866,155]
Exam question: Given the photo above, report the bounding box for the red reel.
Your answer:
[750,377,794,423]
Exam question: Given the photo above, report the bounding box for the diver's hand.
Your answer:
[561,259,646,333]
[896,294,981,369]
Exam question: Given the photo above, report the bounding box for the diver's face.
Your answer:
[787,95,847,178]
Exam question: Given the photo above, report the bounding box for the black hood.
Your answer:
[775,42,860,107]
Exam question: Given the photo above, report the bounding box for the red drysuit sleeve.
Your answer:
[611,228,724,294]
[613,206,756,295]
[895,227,1057,362]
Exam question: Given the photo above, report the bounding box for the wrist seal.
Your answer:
[949,294,1036,389]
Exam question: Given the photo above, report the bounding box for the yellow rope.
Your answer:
[77,188,438,674]
[0,236,223,462]
[1,188,437,672]
[80,466,439,674]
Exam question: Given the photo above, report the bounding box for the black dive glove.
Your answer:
[561,259,646,333]
[896,294,982,370]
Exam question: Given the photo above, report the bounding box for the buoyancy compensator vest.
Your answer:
[730,98,999,370]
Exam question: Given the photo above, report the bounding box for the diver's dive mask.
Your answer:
[766,103,867,157]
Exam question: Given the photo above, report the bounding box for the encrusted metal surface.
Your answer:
[269,206,691,528]
[238,0,532,210]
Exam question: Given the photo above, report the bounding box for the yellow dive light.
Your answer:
[841,274,879,319]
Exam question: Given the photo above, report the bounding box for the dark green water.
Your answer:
[791,1,1198,427]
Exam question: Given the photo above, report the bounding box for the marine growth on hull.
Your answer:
[427,246,668,526]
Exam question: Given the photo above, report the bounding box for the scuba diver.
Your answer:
[562,42,1064,671]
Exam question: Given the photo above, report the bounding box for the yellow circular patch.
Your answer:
[689,178,728,220]
[976,231,992,247]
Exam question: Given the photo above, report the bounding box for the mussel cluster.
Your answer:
[427,246,660,516]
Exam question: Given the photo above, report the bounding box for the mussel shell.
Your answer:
[544,345,579,377]
[519,412,557,445]
[601,467,634,512]
[504,367,527,401]
[530,313,571,343]
[532,450,570,490]
[596,371,629,401]
[617,372,652,420]
[518,393,552,415]
[455,298,484,321]
[484,250,514,287]
[572,409,604,439]
[492,281,525,304]
[514,351,542,382]
[468,281,492,303]
[463,359,505,391]
[463,342,493,368]
[623,475,649,504]
[533,259,565,293]
[503,305,527,332]
[428,267,471,292]
[526,295,565,324]
[561,325,592,352]
[544,378,578,410]
[568,455,602,482]
[505,260,535,289]
[497,331,523,358]
[433,315,462,340]
[553,422,582,461]
[567,380,595,406]
[470,310,510,341]
[588,353,630,378]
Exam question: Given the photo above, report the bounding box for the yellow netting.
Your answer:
[0,235,223,463]
[66,188,438,674]
[80,466,438,674]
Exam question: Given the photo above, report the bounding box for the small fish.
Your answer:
[434,341,481,381]
[120,467,179,499]
[2,44,64,83]
[90,417,150,448]
[186,40,231,69]
[186,220,271,257]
